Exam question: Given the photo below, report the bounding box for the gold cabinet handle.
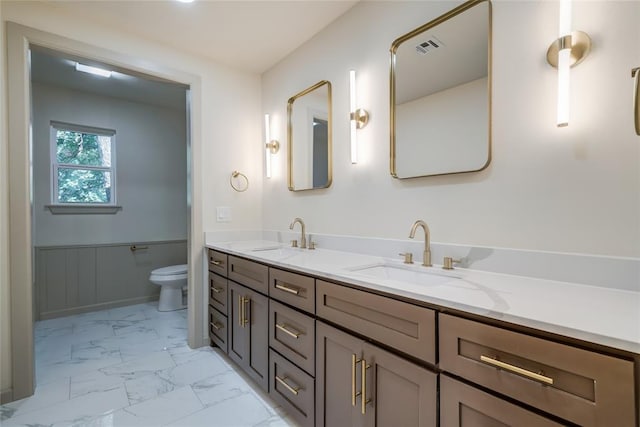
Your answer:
[274,283,300,295]
[480,355,554,385]
[242,297,250,327]
[211,286,223,294]
[361,358,371,414]
[275,323,301,339]
[211,259,223,266]
[275,375,302,396]
[238,296,244,327]
[633,67,640,136]
[211,322,223,331]
[351,354,362,407]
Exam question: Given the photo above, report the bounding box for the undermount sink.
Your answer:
[349,262,459,286]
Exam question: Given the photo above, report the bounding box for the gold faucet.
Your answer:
[289,217,307,249]
[409,220,432,267]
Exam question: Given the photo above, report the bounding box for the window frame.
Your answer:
[49,121,118,209]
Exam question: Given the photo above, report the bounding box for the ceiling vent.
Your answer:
[415,36,444,55]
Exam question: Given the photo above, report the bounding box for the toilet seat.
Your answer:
[151,264,187,276]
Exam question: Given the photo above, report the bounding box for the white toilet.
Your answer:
[149,264,188,311]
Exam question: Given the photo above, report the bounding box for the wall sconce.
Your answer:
[546,0,591,127]
[264,114,280,178]
[349,70,369,164]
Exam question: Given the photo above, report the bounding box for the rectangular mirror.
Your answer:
[288,80,332,191]
[390,0,491,179]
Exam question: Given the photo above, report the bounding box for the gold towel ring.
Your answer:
[230,171,249,192]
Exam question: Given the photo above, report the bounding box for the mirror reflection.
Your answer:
[391,0,491,179]
[287,80,332,191]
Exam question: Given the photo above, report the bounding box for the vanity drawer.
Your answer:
[269,349,315,427]
[440,375,563,427]
[208,306,227,353]
[207,249,228,277]
[208,272,228,315]
[269,268,315,314]
[439,314,636,427]
[228,255,269,294]
[269,300,315,375]
[316,280,436,364]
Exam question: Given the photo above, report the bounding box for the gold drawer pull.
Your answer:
[361,358,371,414]
[211,322,223,331]
[480,355,554,385]
[211,259,223,266]
[275,283,300,295]
[275,323,301,339]
[351,354,362,406]
[275,375,302,395]
[211,286,223,294]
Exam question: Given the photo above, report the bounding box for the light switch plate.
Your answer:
[216,206,232,222]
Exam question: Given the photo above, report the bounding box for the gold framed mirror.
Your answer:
[287,80,332,191]
[390,0,492,179]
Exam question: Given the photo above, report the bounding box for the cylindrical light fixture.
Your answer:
[546,0,591,128]
[264,114,279,178]
[349,70,369,164]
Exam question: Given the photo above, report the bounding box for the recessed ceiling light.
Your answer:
[176,0,195,3]
[75,63,112,78]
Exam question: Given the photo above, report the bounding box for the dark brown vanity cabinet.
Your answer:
[227,280,269,391]
[207,248,639,427]
[316,320,437,427]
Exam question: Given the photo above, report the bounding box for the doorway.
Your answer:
[6,22,205,401]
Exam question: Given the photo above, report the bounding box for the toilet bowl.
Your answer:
[149,264,188,311]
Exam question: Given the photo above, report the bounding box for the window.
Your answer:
[50,122,116,206]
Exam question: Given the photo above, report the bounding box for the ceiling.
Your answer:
[30,47,189,109]
[41,0,359,74]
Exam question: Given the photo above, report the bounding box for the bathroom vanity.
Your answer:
[205,242,639,427]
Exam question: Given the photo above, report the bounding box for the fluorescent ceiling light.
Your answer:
[75,63,112,78]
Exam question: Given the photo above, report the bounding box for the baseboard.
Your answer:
[39,296,159,320]
[1,387,14,404]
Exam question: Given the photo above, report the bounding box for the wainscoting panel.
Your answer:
[35,240,187,319]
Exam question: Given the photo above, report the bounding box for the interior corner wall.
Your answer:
[0,7,14,399]
[261,0,640,258]
[32,82,188,246]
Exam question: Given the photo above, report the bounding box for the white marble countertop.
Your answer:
[206,240,640,354]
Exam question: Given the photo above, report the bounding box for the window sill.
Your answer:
[46,205,122,215]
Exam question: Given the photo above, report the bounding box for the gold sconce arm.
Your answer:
[266,140,280,154]
[632,67,640,136]
[350,109,370,129]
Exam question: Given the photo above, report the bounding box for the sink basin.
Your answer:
[250,245,301,259]
[349,262,459,286]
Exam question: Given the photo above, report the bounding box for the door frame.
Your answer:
[6,22,205,400]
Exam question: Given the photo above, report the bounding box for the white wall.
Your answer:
[32,82,187,246]
[262,0,640,258]
[0,8,13,398]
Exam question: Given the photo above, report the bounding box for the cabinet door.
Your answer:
[316,321,364,427]
[227,281,247,367]
[227,281,269,392]
[246,287,269,391]
[361,342,437,427]
[440,375,565,427]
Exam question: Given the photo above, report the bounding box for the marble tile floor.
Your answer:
[0,302,297,427]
